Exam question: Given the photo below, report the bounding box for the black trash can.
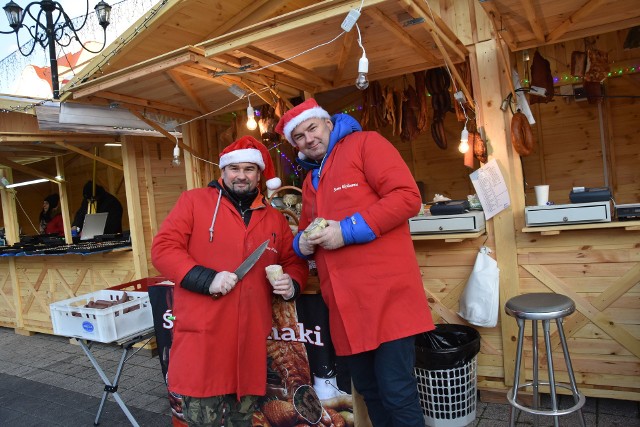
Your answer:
[414,324,481,427]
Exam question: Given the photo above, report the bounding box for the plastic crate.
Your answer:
[50,290,153,343]
[108,276,168,292]
[415,355,478,427]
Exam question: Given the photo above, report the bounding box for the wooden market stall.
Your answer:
[1,0,638,411]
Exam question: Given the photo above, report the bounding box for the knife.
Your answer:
[211,239,270,299]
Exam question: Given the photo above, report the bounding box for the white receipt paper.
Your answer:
[469,159,510,220]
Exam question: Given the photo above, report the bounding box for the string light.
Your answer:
[354,24,369,90]
[458,122,469,154]
[246,97,257,130]
[171,137,181,166]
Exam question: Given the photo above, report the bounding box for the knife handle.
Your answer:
[211,292,222,299]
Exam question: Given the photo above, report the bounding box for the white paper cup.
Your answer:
[534,185,549,206]
[265,265,283,286]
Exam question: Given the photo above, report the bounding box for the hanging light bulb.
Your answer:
[355,53,369,90]
[458,125,469,154]
[246,99,258,130]
[172,143,181,166]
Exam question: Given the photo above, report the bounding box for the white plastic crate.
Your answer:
[415,355,478,427]
[50,290,153,343]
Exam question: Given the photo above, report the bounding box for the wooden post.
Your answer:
[121,136,149,279]
[471,38,524,387]
[55,157,73,244]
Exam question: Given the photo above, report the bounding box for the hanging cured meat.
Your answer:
[426,67,454,149]
[401,85,420,142]
[413,71,429,133]
[360,81,385,130]
[510,112,534,156]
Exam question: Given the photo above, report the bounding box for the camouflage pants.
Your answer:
[182,394,258,427]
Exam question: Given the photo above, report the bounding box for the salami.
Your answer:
[510,112,534,156]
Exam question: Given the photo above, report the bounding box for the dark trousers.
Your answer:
[346,336,424,427]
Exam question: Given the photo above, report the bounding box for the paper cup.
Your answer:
[534,185,549,206]
[266,265,284,285]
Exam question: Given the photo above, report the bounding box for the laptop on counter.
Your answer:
[80,213,108,241]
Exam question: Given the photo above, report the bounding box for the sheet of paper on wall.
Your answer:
[469,159,511,220]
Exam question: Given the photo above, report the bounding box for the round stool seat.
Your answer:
[505,293,575,320]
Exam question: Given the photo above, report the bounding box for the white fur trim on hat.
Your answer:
[219,148,265,170]
[266,177,282,190]
[283,106,330,144]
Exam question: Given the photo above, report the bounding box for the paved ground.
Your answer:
[0,326,638,426]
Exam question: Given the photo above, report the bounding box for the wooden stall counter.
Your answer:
[0,249,137,335]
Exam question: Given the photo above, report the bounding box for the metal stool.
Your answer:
[505,293,586,427]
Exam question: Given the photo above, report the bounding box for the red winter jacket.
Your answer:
[152,183,308,398]
[299,131,434,355]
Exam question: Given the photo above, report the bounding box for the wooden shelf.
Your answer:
[522,220,640,235]
[411,231,486,243]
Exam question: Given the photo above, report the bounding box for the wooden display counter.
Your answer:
[0,250,136,334]
[415,221,640,402]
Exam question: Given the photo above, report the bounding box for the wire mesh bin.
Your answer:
[415,324,480,427]
[415,355,478,427]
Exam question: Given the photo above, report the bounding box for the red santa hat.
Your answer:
[219,135,282,191]
[275,98,331,146]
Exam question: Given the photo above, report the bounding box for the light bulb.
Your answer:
[458,126,469,153]
[172,144,181,166]
[246,105,257,130]
[355,54,369,90]
[458,140,470,154]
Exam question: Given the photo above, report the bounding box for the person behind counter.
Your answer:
[39,193,64,236]
[276,99,434,427]
[71,180,123,235]
[151,135,308,426]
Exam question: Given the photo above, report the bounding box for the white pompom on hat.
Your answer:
[219,135,282,190]
[275,98,331,146]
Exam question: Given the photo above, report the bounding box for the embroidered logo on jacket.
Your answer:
[333,183,359,192]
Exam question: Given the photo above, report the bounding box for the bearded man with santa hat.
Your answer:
[151,135,308,426]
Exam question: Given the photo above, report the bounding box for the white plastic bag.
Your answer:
[458,246,500,327]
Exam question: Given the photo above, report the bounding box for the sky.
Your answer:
[0,1,105,60]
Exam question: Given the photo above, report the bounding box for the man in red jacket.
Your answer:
[276,99,434,427]
[151,136,308,426]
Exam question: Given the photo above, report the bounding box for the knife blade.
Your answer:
[211,239,270,299]
[234,239,270,279]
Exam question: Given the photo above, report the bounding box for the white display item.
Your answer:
[50,290,153,343]
[415,355,478,427]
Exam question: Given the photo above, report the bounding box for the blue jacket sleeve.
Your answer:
[293,231,312,259]
[340,212,376,245]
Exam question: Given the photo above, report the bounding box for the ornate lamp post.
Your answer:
[1,0,112,98]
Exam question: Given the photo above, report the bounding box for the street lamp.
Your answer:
[1,0,112,99]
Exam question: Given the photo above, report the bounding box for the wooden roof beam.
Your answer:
[195,56,319,94]
[400,0,473,107]
[72,50,200,99]
[520,0,545,43]
[547,0,606,43]
[201,0,273,39]
[479,3,517,51]
[90,90,201,118]
[167,69,209,113]
[53,141,123,171]
[365,7,439,64]
[81,96,193,120]
[0,133,118,144]
[199,0,388,57]
[126,108,197,159]
[332,27,356,85]
[238,46,332,87]
[0,154,59,182]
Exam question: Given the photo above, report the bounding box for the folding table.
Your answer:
[74,327,155,426]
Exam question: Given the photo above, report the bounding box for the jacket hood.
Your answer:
[296,113,362,171]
